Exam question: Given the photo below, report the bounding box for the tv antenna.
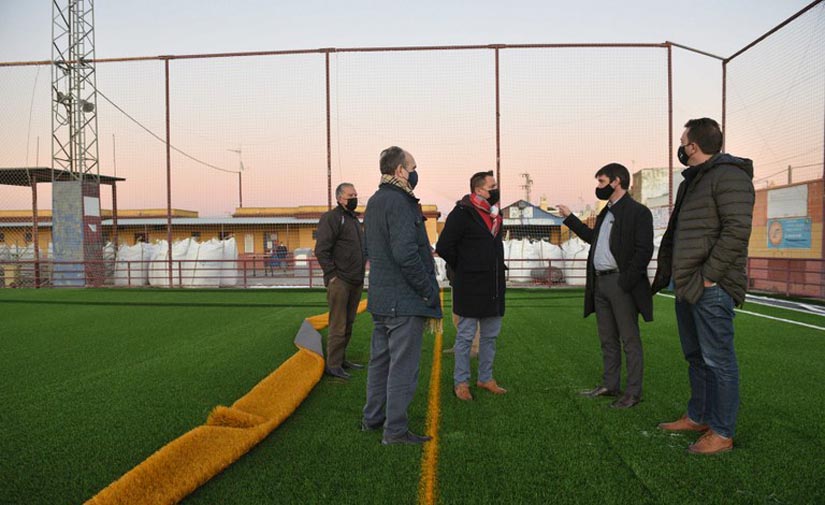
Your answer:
[228,147,247,208]
[519,173,533,203]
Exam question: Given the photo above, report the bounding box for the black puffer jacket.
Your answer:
[652,153,755,305]
[435,195,506,318]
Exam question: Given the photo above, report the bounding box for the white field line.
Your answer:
[745,294,825,317]
[656,293,825,332]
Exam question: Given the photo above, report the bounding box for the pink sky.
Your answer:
[1,4,822,217]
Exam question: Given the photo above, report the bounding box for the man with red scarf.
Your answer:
[436,171,507,401]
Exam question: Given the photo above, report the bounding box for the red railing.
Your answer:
[0,256,656,290]
[12,256,825,300]
[0,257,324,289]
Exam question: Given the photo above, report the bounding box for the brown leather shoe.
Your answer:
[454,382,473,401]
[476,379,507,394]
[658,414,709,432]
[688,430,733,455]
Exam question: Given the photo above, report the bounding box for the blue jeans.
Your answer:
[453,316,503,385]
[674,285,739,438]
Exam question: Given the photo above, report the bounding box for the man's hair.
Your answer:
[379,146,407,175]
[335,182,354,199]
[470,171,494,192]
[684,118,723,155]
[594,163,630,190]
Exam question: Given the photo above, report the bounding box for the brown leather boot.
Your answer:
[658,414,709,432]
[477,379,507,394]
[454,382,473,401]
[688,430,733,455]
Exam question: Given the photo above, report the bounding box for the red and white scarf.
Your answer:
[469,193,502,237]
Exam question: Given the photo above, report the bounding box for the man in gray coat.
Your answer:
[653,118,755,455]
[361,146,442,445]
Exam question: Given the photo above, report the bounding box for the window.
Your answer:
[0,232,5,242]
[24,232,32,243]
[219,231,233,240]
[191,231,201,239]
[265,232,278,251]
[134,233,148,244]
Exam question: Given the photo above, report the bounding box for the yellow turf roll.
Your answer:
[86,348,323,505]
[87,298,366,505]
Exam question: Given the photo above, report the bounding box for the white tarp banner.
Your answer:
[768,185,808,219]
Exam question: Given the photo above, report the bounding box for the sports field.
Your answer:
[1,288,823,504]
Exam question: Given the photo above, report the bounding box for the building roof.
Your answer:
[500,199,566,226]
[0,167,125,187]
[0,217,326,228]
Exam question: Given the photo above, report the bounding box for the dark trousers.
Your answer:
[593,273,644,396]
[326,278,363,368]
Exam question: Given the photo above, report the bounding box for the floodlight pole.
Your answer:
[51,0,100,180]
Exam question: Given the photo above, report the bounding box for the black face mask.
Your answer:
[677,145,691,167]
[345,197,358,211]
[486,189,500,206]
[595,184,615,201]
[406,170,418,190]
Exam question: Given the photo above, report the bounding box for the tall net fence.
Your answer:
[1,44,693,288]
[725,3,825,190]
[725,2,825,297]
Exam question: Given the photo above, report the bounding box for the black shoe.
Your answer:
[342,360,365,370]
[381,430,432,445]
[610,394,641,409]
[360,419,383,432]
[579,385,621,398]
[325,366,351,379]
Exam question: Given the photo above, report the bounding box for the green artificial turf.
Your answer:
[0,289,328,504]
[2,288,824,504]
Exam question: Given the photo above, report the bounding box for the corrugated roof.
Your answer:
[0,167,125,187]
[0,217,325,228]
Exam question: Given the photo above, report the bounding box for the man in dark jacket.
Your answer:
[436,171,507,401]
[559,163,654,409]
[361,146,442,445]
[653,118,755,455]
[315,182,366,379]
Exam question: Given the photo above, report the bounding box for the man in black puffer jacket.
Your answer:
[361,146,442,446]
[436,171,507,401]
[654,118,755,455]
